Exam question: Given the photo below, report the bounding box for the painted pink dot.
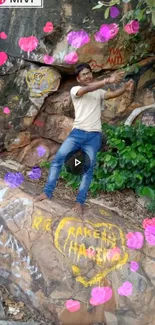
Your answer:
[118,282,133,296]
[18,36,38,52]
[145,225,155,246]
[110,6,120,18]
[65,300,80,312]
[67,30,90,49]
[0,52,8,66]
[126,232,133,239]
[43,22,54,33]
[124,20,139,34]
[126,232,144,250]
[90,287,113,306]
[3,107,10,114]
[107,247,121,261]
[86,247,96,258]
[143,218,155,229]
[130,261,139,272]
[94,25,110,43]
[43,55,54,64]
[0,32,8,39]
[64,52,78,64]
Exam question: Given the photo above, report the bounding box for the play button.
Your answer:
[64,150,90,175]
[75,159,81,167]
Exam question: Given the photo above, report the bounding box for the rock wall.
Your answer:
[0,179,155,325]
[0,0,155,164]
[0,56,155,166]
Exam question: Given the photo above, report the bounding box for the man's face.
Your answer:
[77,68,93,85]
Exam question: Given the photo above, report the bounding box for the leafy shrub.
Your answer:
[60,123,155,197]
[138,186,155,213]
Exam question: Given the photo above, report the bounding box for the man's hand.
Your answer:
[104,79,134,100]
[125,79,134,91]
[109,71,125,84]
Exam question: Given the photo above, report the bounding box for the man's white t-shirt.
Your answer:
[70,86,106,132]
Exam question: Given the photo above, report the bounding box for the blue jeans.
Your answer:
[43,128,102,204]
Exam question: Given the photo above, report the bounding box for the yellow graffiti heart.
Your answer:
[54,217,128,287]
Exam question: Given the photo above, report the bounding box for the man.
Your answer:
[36,63,133,214]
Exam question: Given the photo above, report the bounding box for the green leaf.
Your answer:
[92,3,104,10]
[114,174,124,187]
[139,186,155,199]
[104,7,110,19]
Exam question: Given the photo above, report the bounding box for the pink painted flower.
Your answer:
[90,287,112,306]
[142,218,155,229]
[107,247,121,261]
[110,6,120,18]
[18,36,39,52]
[43,55,54,64]
[0,51,8,66]
[130,261,139,272]
[0,32,7,39]
[124,20,139,34]
[3,107,10,114]
[118,282,133,296]
[67,30,90,48]
[43,22,54,33]
[145,225,155,246]
[64,52,78,64]
[94,23,119,43]
[65,300,80,312]
[126,232,144,250]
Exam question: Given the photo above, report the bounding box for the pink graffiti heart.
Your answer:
[126,231,144,250]
[0,32,7,39]
[65,300,80,312]
[43,22,54,33]
[145,225,155,246]
[142,218,155,229]
[3,107,10,114]
[0,51,8,66]
[64,52,78,64]
[90,286,113,306]
[130,261,139,272]
[118,282,133,296]
[67,30,90,48]
[18,36,39,52]
[43,55,54,64]
[124,20,139,34]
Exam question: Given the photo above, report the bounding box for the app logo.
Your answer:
[0,0,6,5]
[0,0,43,8]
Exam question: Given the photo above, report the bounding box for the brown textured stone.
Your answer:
[4,131,31,151]
[44,90,74,116]
[7,138,60,167]
[43,115,73,143]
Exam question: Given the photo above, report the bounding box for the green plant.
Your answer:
[138,186,155,213]
[59,123,155,198]
[92,0,154,26]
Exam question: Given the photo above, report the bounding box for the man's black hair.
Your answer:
[75,62,92,77]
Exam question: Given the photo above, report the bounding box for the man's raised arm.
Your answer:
[76,71,124,97]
